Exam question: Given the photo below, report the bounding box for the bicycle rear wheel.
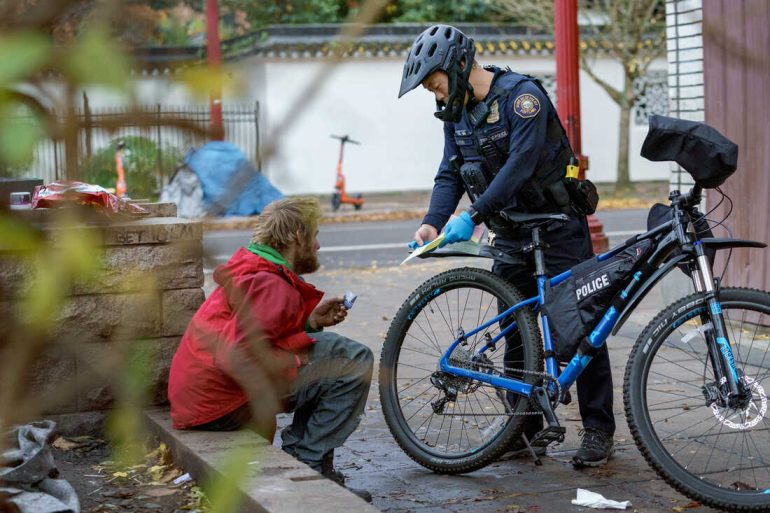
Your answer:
[625,287,770,511]
[379,267,542,474]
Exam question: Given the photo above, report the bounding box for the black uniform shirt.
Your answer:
[422,67,563,231]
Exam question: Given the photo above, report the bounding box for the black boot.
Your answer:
[321,451,373,503]
[572,427,614,468]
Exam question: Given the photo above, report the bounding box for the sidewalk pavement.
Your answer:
[201,188,661,231]
[202,191,438,231]
[263,258,717,513]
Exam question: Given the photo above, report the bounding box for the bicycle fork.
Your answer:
[690,241,748,408]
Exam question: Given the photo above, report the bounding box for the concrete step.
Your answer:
[144,408,379,513]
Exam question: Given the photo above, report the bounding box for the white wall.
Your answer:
[253,53,670,194]
[56,52,670,195]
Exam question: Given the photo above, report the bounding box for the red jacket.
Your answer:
[168,247,323,429]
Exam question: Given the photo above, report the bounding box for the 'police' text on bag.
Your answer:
[576,274,611,301]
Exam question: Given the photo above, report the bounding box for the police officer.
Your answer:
[399,24,615,467]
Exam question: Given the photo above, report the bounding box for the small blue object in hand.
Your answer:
[408,240,420,250]
[440,211,474,247]
[343,291,358,309]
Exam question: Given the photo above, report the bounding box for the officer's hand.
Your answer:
[440,211,474,247]
[409,224,438,250]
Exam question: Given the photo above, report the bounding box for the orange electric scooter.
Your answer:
[114,140,127,198]
[330,134,364,211]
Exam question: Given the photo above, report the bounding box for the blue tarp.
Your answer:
[184,141,283,217]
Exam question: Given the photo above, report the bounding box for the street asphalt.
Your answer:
[202,209,651,271]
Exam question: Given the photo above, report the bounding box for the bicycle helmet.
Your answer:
[398,24,476,123]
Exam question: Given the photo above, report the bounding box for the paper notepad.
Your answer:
[400,233,446,265]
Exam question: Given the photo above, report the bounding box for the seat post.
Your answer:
[531,226,547,278]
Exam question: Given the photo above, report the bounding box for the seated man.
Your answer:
[168,197,373,501]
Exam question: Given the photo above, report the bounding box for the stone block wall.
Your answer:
[0,206,204,434]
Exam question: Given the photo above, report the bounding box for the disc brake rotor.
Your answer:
[711,376,768,430]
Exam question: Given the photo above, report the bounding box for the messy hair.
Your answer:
[250,196,321,251]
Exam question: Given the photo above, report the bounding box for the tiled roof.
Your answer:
[133,23,653,74]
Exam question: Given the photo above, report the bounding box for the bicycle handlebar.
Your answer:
[331,134,361,145]
[682,184,703,208]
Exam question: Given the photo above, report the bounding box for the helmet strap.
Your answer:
[433,59,474,123]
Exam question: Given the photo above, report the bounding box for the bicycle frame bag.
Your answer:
[544,239,654,361]
[641,115,738,189]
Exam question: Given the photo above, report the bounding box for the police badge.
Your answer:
[514,93,540,118]
[487,100,500,123]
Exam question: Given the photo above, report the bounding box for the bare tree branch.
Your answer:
[578,54,624,105]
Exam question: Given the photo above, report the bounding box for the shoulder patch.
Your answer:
[513,93,541,119]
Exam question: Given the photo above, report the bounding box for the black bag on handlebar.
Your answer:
[544,239,654,361]
[641,115,738,189]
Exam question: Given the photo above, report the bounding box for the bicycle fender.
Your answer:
[416,241,525,265]
[699,237,767,250]
[611,253,690,336]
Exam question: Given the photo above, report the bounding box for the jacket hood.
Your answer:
[213,247,281,287]
[213,247,323,303]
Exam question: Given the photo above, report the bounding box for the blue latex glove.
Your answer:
[440,211,475,247]
[407,240,420,250]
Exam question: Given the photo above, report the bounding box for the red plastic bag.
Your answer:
[32,181,149,217]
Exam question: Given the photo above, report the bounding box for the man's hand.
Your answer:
[440,211,474,247]
[296,349,311,365]
[409,224,439,250]
[308,297,348,330]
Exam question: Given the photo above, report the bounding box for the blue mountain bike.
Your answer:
[380,119,770,511]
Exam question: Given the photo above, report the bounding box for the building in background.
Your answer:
[37,24,669,195]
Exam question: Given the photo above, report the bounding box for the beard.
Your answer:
[294,243,320,275]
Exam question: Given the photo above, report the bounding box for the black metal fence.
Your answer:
[21,100,260,185]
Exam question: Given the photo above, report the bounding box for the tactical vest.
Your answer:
[454,71,575,236]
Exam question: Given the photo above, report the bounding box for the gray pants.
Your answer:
[281,332,373,471]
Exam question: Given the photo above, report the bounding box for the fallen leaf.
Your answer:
[112,472,128,478]
[147,465,166,481]
[159,469,182,484]
[144,487,179,498]
[52,437,79,450]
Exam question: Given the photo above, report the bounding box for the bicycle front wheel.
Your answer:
[379,267,542,474]
[625,287,770,511]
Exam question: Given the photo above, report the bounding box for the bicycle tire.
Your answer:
[379,267,542,474]
[625,287,770,511]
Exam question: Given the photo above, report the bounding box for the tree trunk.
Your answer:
[614,73,634,196]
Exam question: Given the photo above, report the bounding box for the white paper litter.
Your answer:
[571,488,631,509]
[172,473,192,485]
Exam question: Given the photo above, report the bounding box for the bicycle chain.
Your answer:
[447,357,562,417]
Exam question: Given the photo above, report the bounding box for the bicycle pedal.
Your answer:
[530,426,566,447]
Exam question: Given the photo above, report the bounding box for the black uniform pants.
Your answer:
[491,216,616,436]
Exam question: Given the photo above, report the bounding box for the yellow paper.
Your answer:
[400,233,446,265]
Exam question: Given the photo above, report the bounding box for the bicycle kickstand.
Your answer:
[520,432,543,466]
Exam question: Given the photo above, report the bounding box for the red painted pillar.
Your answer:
[554,0,608,253]
[206,0,224,140]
